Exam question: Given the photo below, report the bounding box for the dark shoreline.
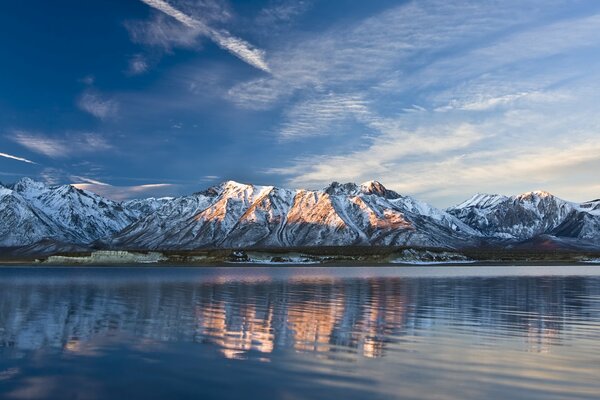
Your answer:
[1,245,599,267]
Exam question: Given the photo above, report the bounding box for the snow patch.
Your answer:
[44,250,167,265]
[391,249,474,265]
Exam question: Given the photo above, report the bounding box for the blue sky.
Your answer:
[1,0,600,207]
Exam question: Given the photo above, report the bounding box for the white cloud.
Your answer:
[255,0,312,30]
[228,0,553,110]
[77,91,118,119]
[269,123,485,187]
[128,54,149,75]
[138,0,271,72]
[0,152,37,165]
[11,131,112,158]
[278,94,371,139]
[126,13,202,49]
[71,182,175,201]
[69,175,110,186]
[39,168,64,185]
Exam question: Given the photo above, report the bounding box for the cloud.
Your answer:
[269,123,485,188]
[71,182,175,201]
[69,175,110,186]
[77,90,118,119]
[278,94,371,139]
[39,168,65,185]
[11,131,112,158]
[79,75,95,85]
[126,13,202,49]
[0,152,37,165]
[128,54,149,75]
[256,0,311,25]
[227,0,551,110]
[138,0,271,72]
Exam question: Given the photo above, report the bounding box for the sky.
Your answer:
[1,0,600,207]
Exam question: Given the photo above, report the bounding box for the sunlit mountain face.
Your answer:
[1,178,599,253]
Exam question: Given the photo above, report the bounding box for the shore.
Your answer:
[1,247,599,267]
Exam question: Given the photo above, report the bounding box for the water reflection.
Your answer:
[0,267,599,361]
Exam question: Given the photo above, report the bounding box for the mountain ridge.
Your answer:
[0,178,598,253]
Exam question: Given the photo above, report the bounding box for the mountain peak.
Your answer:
[323,180,400,198]
[324,182,360,196]
[360,180,388,196]
[518,190,554,199]
[12,177,48,194]
[223,180,249,188]
[452,193,508,209]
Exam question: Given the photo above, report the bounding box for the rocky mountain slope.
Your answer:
[0,178,598,252]
[112,181,480,249]
[446,190,600,246]
[0,185,65,247]
[11,178,138,244]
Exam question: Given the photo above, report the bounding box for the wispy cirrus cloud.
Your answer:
[127,54,149,75]
[254,0,312,36]
[126,13,202,50]
[0,152,37,165]
[137,0,271,72]
[256,0,312,25]
[278,94,371,140]
[69,175,110,186]
[11,131,112,159]
[228,0,549,110]
[77,90,118,119]
[269,123,485,188]
[72,182,176,201]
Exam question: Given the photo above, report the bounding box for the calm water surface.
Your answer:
[0,265,599,399]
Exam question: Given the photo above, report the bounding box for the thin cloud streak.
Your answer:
[77,90,118,119]
[139,0,271,72]
[0,152,37,165]
[70,175,110,186]
[72,182,176,201]
[11,131,112,159]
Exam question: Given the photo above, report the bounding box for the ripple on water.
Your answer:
[0,266,599,399]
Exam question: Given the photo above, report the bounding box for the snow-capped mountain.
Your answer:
[7,178,138,244]
[579,199,600,214]
[123,197,174,219]
[0,178,599,252]
[111,180,479,249]
[447,190,600,244]
[0,185,65,247]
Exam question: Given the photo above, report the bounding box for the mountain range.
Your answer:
[1,178,599,254]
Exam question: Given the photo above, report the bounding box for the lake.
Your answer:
[0,265,599,399]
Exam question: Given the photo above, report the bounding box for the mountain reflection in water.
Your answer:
[0,266,599,400]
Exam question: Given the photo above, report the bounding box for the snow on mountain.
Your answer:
[11,178,137,243]
[112,192,218,249]
[112,180,479,250]
[578,199,600,215]
[447,190,600,242]
[0,185,65,247]
[123,197,174,219]
[114,181,287,249]
[1,178,599,251]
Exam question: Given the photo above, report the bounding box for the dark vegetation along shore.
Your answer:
[2,246,600,266]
